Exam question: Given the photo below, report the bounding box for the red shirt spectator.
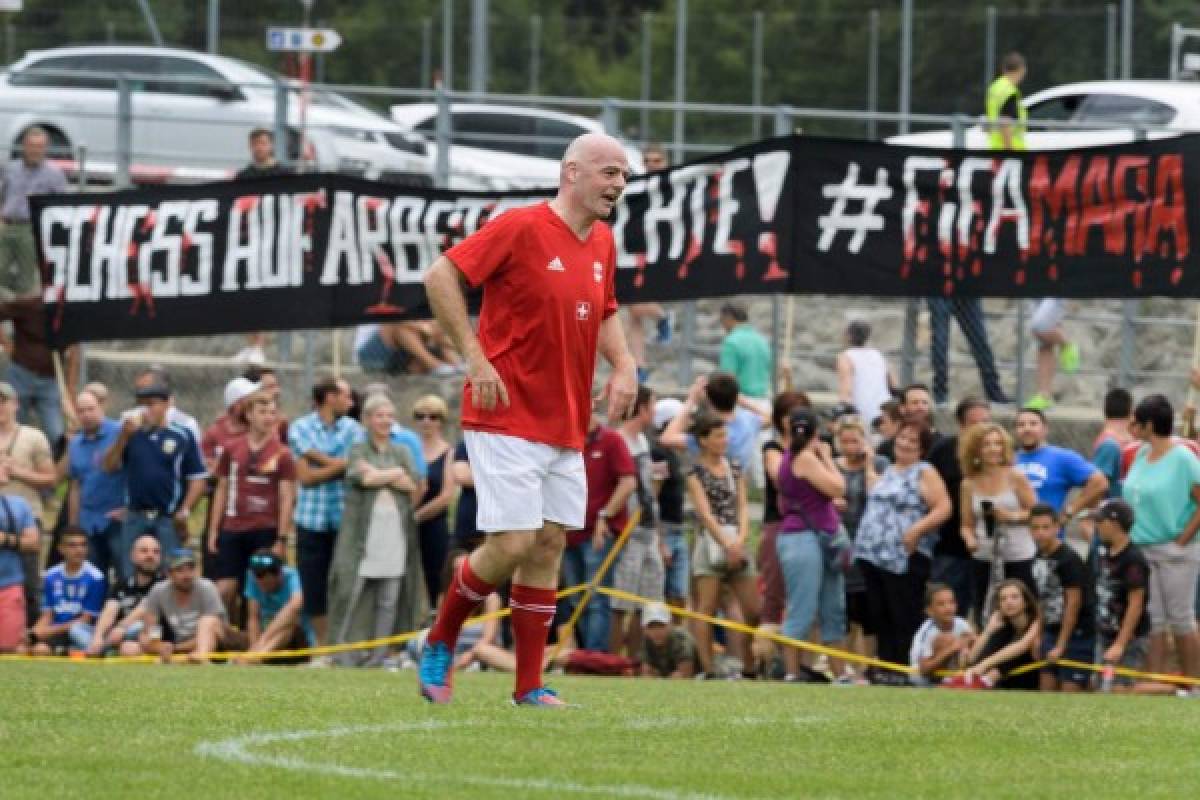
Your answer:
[1119,436,1200,479]
[213,435,296,533]
[576,422,635,546]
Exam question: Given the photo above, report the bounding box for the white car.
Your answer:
[390,102,645,190]
[0,45,433,184]
[889,80,1191,149]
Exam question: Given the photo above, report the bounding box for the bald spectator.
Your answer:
[85,532,161,657]
[0,127,67,299]
[66,387,126,581]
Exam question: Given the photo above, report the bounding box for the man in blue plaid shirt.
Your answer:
[288,376,359,646]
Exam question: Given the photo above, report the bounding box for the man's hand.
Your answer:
[592,518,610,551]
[600,359,638,423]
[467,354,510,412]
[1103,642,1124,664]
[207,530,219,555]
[1046,645,1064,664]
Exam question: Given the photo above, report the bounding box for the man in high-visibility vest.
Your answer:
[986,51,1028,150]
[988,52,1081,409]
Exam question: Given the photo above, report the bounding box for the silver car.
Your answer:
[0,45,433,184]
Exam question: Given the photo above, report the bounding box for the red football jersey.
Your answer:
[214,435,296,532]
[446,202,618,451]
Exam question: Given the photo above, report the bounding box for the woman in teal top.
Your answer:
[1122,394,1200,680]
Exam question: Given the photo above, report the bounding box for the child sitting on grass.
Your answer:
[909,582,974,686]
[946,579,1040,690]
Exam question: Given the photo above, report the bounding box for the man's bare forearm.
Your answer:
[424,256,483,363]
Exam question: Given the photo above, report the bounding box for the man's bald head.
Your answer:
[561,132,627,175]
[556,132,629,226]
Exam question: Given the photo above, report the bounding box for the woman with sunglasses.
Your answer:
[412,395,459,609]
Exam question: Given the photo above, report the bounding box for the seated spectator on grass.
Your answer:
[141,548,242,664]
[104,379,207,582]
[66,387,126,583]
[640,601,696,679]
[0,493,38,652]
[1093,499,1150,691]
[412,394,457,609]
[1031,503,1096,692]
[611,386,666,658]
[207,392,295,615]
[354,321,463,377]
[953,579,1040,690]
[240,549,313,662]
[686,413,759,678]
[25,527,105,655]
[86,533,161,657]
[910,583,974,686]
[328,393,427,667]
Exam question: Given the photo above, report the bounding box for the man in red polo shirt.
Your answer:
[419,132,638,706]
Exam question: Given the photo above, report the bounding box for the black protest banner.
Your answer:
[33,134,1200,347]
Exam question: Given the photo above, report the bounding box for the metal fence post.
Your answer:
[751,11,764,140]
[1106,4,1117,80]
[1119,300,1136,389]
[469,0,488,95]
[442,0,454,90]
[640,12,652,140]
[984,5,996,90]
[600,97,618,135]
[866,9,879,140]
[672,0,687,164]
[207,0,220,54]
[1014,302,1027,405]
[898,0,913,136]
[771,107,791,393]
[1121,0,1133,80]
[116,75,132,189]
[434,82,451,188]
[273,77,289,166]
[529,14,541,95]
[420,18,432,88]
[4,22,12,65]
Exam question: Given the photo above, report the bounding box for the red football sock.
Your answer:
[510,584,558,698]
[427,557,495,651]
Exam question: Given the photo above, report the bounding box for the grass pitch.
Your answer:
[3,663,1197,799]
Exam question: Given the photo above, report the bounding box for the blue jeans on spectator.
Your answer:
[560,538,612,651]
[931,554,975,621]
[776,531,846,643]
[68,621,94,651]
[87,519,124,582]
[662,525,689,602]
[8,362,63,445]
[119,512,180,583]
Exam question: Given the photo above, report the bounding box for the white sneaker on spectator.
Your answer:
[305,655,334,669]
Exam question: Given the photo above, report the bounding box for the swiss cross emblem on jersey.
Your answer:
[576,301,591,320]
[593,261,603,283]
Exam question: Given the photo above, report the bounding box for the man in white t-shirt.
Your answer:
[836,319,896,426]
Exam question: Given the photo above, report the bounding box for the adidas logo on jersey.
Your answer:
[547,256,565,271]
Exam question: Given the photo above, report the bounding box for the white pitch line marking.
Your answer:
[194,720,751,800]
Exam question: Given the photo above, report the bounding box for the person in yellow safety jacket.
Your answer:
[986,52,1027,151]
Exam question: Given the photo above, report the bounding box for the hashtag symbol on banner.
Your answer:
[816,163,893,254]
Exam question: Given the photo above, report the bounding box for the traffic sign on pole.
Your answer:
[265,27,342,53]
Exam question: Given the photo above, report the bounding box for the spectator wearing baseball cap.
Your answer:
[1094,498,1151,688]
[639,602,696,679]
[240,549,313,663]
[139,548,243,663]
[103,379,208,583]
[200,377,259,475]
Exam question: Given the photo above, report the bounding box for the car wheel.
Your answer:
[10,125,73,161]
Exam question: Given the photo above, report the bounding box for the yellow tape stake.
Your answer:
[547,509,641,664]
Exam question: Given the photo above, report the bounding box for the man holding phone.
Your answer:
[103,381,207,582]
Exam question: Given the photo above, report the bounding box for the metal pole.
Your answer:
[984,5,996,89]
[640,12,652,141]
[135,0,164,47]
[434,82,451,188]
[1170,22,1181,81]
[751,11,764,140]
[529,14,541,95]
[116,76,132,189]
[105,21,115,44]
[770,109,791,395]
[442,0,454,90]
[273,78,289,166]
[207,0,219,54]
[1015,301,1027,405]
[600,97,618,135]
[672,0,686,164]
[1106,4,1117,80]
[898,0,913,135]
[420,18,432,88]
[303,331,315,399]
[4,22,12,65]
[867,9,879,140]
[469,0,487,94]
[1119,300,1136,388]
[1121,0,1132,80]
